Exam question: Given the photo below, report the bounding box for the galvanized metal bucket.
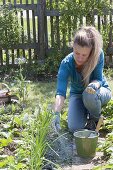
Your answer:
[73,129,98,158]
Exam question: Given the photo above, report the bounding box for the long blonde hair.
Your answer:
[73,26,103,86]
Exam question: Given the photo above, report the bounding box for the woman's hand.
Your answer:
[52,112,61,133]
[85,86,96,94]
[85,81,100,94]
[53,95,65,133]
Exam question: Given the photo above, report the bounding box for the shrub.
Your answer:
[0,4,22,48]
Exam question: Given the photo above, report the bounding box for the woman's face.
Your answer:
[73,44,92,66]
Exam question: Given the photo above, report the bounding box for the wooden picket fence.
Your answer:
[0,0,113,66]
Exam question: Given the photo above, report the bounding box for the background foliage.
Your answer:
[46,0,112,74]
[0,4,22,48]
[0,0,112,76]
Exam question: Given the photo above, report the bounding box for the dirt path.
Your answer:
[45,132,105,170]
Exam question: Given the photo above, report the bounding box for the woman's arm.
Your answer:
[54,95,65,112]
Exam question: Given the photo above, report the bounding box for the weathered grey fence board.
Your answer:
[45,8,113,17]
[107,47,113,55]
[108,0,113,63]
[38,0,46,59]
[45,9,60,16]
[31,0,37,59]
[0,50,3,66]
[20,0,25,58]
[26,0,32,62]
[12,49,14,65]
[32,4,36,43]
[13,4,37,10]
[6,50,9,65]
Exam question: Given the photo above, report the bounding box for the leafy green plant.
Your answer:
[14,58,29,103]
[27,106,53,170]
[0,3,22,48]
[104,68,113,79]
[102,100,113,118]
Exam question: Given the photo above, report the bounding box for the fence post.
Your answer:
[38,0,46,61]
[0,49,3,66]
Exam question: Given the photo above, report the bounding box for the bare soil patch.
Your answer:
[45,131,105,170]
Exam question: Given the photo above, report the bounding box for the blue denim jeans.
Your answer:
[68,87,112,133]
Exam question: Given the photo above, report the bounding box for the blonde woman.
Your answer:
[53,26,112,133]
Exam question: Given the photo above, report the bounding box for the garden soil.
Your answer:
[45,131,105,170]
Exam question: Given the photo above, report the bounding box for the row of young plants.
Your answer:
[0,62,60,169]
[0,104,57,169]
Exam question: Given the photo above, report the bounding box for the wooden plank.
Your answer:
[2,43,39,50]
[50,16,54,47]
[93,8,113,15]
[20,0,26,58]
[97,0,100,31]
[12,49,14,65]
[67,16,71,46]
[109,0,113,62]
[32,4,36,43]
[13,4,37,10]
[1,4,113,16]
[0,49,3,66]
[45,9,60,16]
[26,1,30,42]
[15,0,20,59]
[14,0,16,6]
[79,0,83,25]
[3,0,6,4]
[45,15,48,50]
[31,0,38,58]
[16,48,20,59]
[98,16,101,31]
[50,0,54,47]
[106,47,113,55]
[20,0,24,43]
[103,15,107,26]
[38,0,46,59]
[45,8,113,17]
[26,0,31,62]
[62,31,66,48]
[55,0,60,48]
[6,50,9,65]
[56,16,60,48]
[109,0,112,46]
[73,16,77,31]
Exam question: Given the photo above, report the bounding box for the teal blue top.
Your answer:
[56,51,110,98]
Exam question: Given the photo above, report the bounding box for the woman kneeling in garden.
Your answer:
[53,26,112,133]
